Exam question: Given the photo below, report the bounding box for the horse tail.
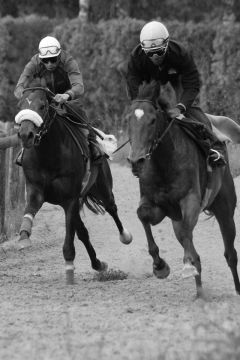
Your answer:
[81,195,106,215]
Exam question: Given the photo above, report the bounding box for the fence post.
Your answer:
[0,123,7,241]
[0,122,25,241]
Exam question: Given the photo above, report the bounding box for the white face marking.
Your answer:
[135,108,144,120]
[26,98,32,105]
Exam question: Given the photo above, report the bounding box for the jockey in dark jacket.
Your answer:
[126,21,226,167]
[14,35,102,161]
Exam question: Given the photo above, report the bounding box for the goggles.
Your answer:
[39,46,61,57]
[142,38,169,57]
[145,48,167,58]
[41,56,59,64]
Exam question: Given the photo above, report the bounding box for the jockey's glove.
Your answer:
[167,107,182,119]
[54,93,70,104]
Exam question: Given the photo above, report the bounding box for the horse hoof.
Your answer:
[153,262,170,279]
[17,238,32,250]
[98,261,108,272]
[182,263,199,279]
[120,228,133,245]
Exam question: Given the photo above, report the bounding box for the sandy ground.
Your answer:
[1,162,240,360]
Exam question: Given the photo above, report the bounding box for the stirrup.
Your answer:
[15,148,24,166]
[208,149,226,167]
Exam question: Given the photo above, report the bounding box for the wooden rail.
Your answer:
[0,122,25,241]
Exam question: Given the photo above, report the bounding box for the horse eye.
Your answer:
[39,104,45,111]
[150,118,156,126]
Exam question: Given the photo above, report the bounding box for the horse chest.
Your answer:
[141,167,190,208]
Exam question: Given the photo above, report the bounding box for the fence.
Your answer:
[0,122,25,242]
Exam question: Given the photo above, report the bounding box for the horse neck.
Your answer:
[37,118,64,159]
[152,122,188,169]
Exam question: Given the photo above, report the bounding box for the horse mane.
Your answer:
[137,80,160,102]
[136,81,171,111]
[157,96,171,112]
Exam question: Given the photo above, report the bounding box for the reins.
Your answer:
[147,112,175,157]
[112,99,157,155]
[131,99,176,159]
[22,86,104,141]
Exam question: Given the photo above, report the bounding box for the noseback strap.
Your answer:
[15,109,43,127]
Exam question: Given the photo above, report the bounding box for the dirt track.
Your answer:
[1,163,240,360]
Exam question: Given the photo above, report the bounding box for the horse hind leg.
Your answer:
[209,189,240,295]
[75,212,107,272]
[62,200,79,284]
[90,163,132,245]
[105,199,132,244]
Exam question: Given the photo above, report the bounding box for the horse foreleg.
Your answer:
[172,194,202,294]
[18,187,44,250]
[75,213,107,272]
[137,201,170,278]
[63,200,78,284]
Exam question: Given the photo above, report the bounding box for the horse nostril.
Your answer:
[131,158,145,178]
[28,131,34,140]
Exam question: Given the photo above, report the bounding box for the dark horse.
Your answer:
[15,78,132,283]
[127,81,240,296]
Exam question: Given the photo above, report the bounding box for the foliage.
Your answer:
[0,15,54,122]
[1,0,240,22]
[1,15,240,132]
[0,0,78,19]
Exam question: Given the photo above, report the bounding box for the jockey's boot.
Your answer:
[89,141,104,163]
[88,130,104,163]
[208,142,226,168]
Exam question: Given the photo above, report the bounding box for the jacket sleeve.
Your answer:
[176,49,201,108]
[64,56,84,100]
[14,56,38,98]
[126,55,143,100]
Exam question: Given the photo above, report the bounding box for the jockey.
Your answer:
[14,35,102,162]
[126,21,226,167]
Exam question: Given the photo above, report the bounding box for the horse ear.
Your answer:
[157,96,171,111]
[151,80,161,103]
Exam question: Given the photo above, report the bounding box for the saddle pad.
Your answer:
[175,118,212,157]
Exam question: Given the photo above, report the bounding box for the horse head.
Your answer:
[15,78,52,148]
[127,81,169,176]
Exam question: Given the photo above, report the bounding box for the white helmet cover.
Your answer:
[38,36,61,58]
[140,21,169,53]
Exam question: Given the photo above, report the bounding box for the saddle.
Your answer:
[175,117,227,165]
[175,117,212,157]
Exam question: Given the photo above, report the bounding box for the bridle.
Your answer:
[132,99,176,159]
[21,87,57,146]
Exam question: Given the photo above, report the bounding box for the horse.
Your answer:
[127,81,240,297]
[15,78,132,284]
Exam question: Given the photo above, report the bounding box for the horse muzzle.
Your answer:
[128,157,146,177]
[18,127,35,148]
